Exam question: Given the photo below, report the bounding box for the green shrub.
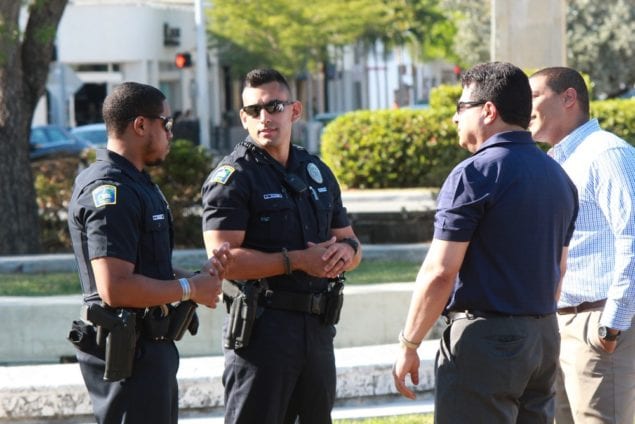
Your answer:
[591,98,635,145]
[321,108,466,189]
[429,83,462,110]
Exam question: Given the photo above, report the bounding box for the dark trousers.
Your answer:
[222,309,336,424]
[77,338,180,424]
[435,313,559,424]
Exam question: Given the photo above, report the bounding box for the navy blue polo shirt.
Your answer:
[435,131,578,315]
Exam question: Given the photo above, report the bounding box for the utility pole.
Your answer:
[195,0,211,149]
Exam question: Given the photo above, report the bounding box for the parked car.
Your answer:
[71,123,107,147]
[29,125,94,161]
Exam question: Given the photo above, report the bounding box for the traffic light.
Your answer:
[175,52,192,68]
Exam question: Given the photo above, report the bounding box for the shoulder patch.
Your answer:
[92,184,117,208]
[212,165,236,185]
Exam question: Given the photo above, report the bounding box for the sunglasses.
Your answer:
[145,115,174,132]
[242,100,295,118]
[456,100,486,115]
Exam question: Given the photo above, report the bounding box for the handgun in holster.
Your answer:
[81,303,137,382]
[322,274,345,325]
[222,280,265,350]
[166,300,198,341]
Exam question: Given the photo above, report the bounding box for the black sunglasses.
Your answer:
[456,100,486,115]
[242,100,295,118]
[145,115,174,132]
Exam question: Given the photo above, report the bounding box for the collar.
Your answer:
[550,119,600,162]
[96,149,152,184]
[242,137,309,172]
[476,131,535,154]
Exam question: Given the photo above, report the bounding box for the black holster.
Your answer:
[222,280,264,350]
[141,301,198,341]
[80,303,138,382]
[322,275,345,325]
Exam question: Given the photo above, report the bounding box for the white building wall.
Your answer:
[35,0,219,129]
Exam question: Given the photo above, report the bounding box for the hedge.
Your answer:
[321,87,635,189]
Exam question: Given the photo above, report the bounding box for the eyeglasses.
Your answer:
[241,100,295,118]
[456,100,486,115]
[145,115,174,133]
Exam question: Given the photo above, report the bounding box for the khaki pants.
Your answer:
[555,311,635,424]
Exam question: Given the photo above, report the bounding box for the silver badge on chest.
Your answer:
[307,162,323,184]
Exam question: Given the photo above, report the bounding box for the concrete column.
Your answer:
[491,0,567,69]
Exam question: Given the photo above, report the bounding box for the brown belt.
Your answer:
[557,299,606,315]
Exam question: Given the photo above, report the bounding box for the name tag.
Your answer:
[264,193,283,200]
[152,214,165,221]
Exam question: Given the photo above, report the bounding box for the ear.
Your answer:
[562,87,578,110]
[130,116,146,136]
[482,101,497,125]
[290,101,303,123]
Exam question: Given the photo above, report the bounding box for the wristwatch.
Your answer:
[598,326,621,341]
[339,237,359,255]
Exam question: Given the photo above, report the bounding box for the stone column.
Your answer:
[491,0,567,69]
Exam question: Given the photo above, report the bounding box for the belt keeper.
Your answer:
[281,248,292,275]
[399,330,421,350]
[178,278,191,302]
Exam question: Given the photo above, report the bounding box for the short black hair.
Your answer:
[102,82,166,137]
[530,67,590,118]
[243,68,291,92]
[461,62,532,129]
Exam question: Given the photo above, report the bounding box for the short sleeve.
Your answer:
[76,180,142,262]
[201,163,251,231]
[433,162,493,242]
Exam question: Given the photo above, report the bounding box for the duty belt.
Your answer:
[222,280,328,315]
[557,298,606,315]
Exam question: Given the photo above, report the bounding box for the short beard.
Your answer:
[146,159,164,167]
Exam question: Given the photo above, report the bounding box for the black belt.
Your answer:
[445,310,552,324]
[260,290,327,315]
[557,299,606,315]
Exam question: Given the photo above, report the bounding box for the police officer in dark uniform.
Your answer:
[201,69,362,424]
[67,82,230,424]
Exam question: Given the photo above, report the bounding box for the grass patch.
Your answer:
[335,414,433,424]
[346,260,419,285]
[0,272,80,296]
[0,260,420,296]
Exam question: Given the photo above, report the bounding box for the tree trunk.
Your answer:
[0,0,68,254]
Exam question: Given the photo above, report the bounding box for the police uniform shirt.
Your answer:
[201,139,349,289]
[68,149,174,300]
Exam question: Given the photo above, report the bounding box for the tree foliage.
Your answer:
[567,0,635,97]
[208,0,455,78]
[0,0,68,254]
[444,0,635,98]
[439,0,489,67]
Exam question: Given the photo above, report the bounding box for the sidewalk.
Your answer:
[0,342,439,423]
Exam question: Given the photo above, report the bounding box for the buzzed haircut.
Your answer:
[530,67,590,118]
[243,68,291,92]
[102,82,166,137]
[461,62,532,129]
